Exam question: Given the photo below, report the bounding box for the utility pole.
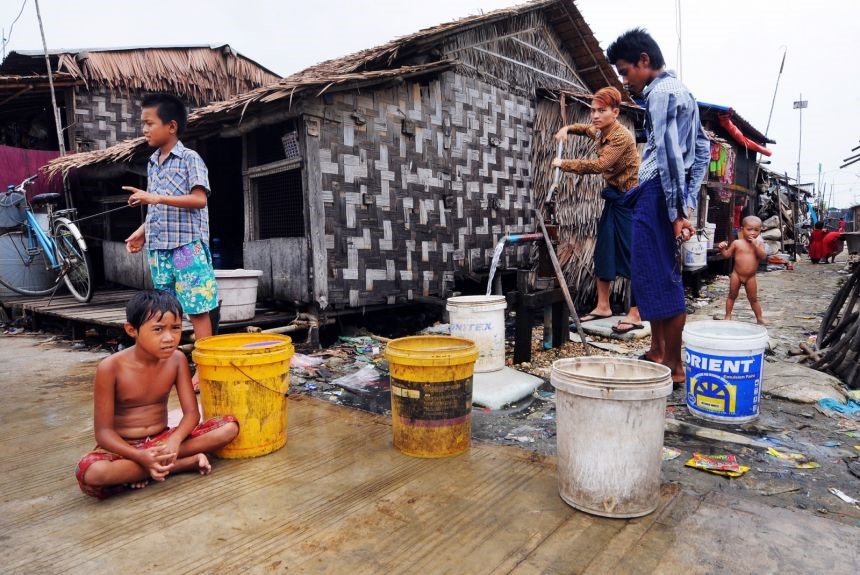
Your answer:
[793,95,807,187]
[34,0,66,156]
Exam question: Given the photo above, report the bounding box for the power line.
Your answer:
[1,0,28,61]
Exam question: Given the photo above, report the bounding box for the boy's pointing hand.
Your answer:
[123,186,160,206]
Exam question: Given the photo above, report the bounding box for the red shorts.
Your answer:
[75,415,238,499]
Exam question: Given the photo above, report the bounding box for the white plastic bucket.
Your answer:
[683,320,769,424]
[551,357,673,518]
[214,269,263,322]
[447,295,507,372]
[705,223,717,249]
[682,235,707,269]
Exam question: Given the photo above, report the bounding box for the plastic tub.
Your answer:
[214,269,263,322]
[446,295,507,372]
[683,320,769,424]
[385,335,479,458]
[192,333,294,458]
[552,357,673,518]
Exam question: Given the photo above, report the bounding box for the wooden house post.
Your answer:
[301,115,329,311]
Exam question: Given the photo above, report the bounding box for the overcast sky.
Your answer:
[3,0,858,207]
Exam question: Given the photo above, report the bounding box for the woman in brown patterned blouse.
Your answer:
[552,87,643,334]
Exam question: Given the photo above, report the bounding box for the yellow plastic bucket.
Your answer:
[385,335,479,458]
[192,333,294,458]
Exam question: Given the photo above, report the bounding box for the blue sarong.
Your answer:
[593,187,632,281]
[623,178,685,321]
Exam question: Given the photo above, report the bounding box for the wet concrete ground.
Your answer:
[1,254,859,572]
[1,335,858,574]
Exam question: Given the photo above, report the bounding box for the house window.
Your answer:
[254,168,305,239]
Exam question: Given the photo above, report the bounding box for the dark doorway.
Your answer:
[203,137,244,269]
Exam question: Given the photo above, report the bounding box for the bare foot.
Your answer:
[197,453,212,476]
[671,372,686,385]
[128,480,149,490]
[757,319,771,326]
[722,315,732,321]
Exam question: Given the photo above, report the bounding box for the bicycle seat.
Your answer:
[30,193,62,205]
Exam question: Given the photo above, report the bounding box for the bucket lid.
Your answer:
[446,295,507,312]
[683,320,769,353]
[214,268,264,278]
[385,335,479,366]
[551,357,673,400]
[192,333,294,367]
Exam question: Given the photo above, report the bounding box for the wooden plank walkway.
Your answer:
[0,288,296,335]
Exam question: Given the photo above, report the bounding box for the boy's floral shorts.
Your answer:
[147,240,218,315]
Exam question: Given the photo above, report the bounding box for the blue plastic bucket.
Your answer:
[682,320,769,423]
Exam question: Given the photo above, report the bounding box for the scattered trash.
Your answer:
[817,398,860,419]
[766,447,821,469]
[847,460,860,480]
[330,365,385,394]
[662,447,683,461]
[505,425,543,443]
[685,453,750,477]
[827,487,860,508]
[822,440,842,448]
[290,353,324,369]
[665,418,772,448]
[420,323,451,335]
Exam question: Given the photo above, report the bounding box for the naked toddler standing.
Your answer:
[717,215,768,325]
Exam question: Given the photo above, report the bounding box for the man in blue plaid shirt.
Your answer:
[124,93,218,389]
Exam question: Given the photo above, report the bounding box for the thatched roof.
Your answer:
[0,45,281,104]
[43,61,455,177]
[45,0,623,176]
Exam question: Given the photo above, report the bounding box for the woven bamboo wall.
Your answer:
[308,71,538,308]
[73,86,142,152]
[532,96,638,307]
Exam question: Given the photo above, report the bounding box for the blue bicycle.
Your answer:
[0,175,94,302]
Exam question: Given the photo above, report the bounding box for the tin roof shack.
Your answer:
[45,0,624,314]
[754,168,814,256]
[696,103,774,255]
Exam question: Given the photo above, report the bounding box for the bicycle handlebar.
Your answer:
[4,174,38,195]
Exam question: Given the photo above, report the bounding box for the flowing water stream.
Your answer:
[486,238,507,296]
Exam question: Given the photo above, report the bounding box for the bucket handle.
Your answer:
[229,361,289,397]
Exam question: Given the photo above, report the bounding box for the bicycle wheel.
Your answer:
[0,230,59,296]
[53,220,94,303]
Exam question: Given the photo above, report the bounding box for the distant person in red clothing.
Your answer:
[809,222,844,263]
[808,222,828,263]
[821,231,845,263]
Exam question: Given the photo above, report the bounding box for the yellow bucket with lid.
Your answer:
[192,333,294,458]
[385,335,479,458]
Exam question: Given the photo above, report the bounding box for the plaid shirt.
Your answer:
[144,141,211,250]
[559,122,640,193]
[638,71,711,222]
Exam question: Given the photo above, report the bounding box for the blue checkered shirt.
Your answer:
[639,71,711,222]
[144,141,211,250]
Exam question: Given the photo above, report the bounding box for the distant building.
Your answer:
[0,45,280,152]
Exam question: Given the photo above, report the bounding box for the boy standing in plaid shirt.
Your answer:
[124,93,218,389]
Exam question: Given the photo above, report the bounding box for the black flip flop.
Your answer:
[577,313,613,323]
[612,322,645,334]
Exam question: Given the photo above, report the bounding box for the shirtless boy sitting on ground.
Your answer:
[76,290,238,499]
[717,215,769,325]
